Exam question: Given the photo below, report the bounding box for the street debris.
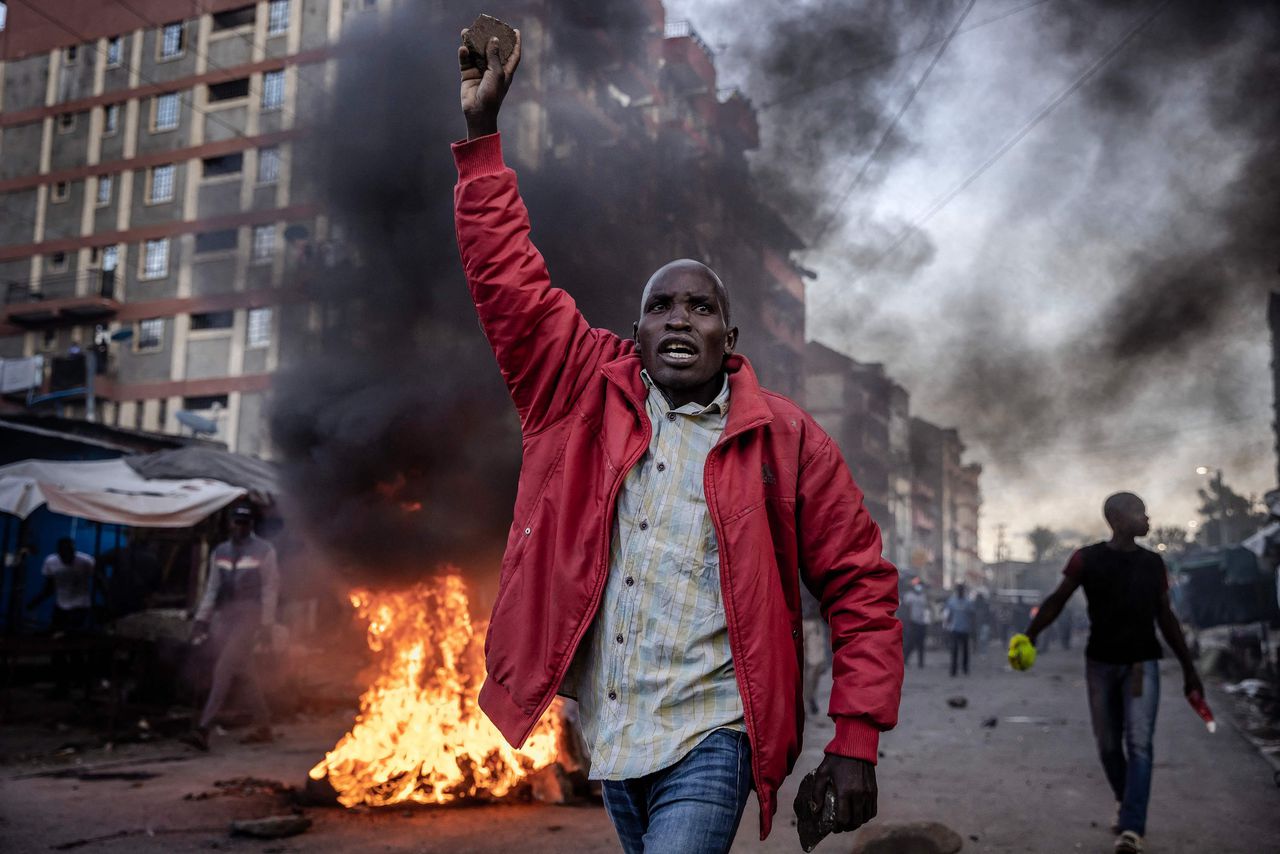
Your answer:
[1003,716,1068,726]
[851,820,964,854]
[229,814,313,839]
[981,717,998,728]
[946,697,968,709]
[184,776,293,801]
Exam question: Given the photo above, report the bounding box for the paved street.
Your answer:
[2,644,1277,853]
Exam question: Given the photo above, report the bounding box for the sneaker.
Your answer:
[180,727,210,752]
[1114,830,1143,853]
[1111,802,1122,834]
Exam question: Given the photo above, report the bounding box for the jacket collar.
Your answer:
[601,352,774,441]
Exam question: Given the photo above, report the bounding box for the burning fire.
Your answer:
[309,574,562,807]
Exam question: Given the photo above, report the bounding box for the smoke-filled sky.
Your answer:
[668,0,1277,559]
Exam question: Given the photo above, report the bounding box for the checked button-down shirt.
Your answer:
[565,369,745,780]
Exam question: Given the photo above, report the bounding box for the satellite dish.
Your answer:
[176,410,218,435]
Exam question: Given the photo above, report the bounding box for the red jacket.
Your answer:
[454,134,902,839]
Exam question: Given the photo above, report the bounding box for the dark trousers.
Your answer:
[50,607,92,695]
[903,621,927,667]
[949,630,970,676]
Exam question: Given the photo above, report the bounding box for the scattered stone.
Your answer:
[946,696,968,709]
[528,763,575,804]
[981,717,998,728]
[462,14,517,72]
[229,815,312,840]
[851,820,964,854]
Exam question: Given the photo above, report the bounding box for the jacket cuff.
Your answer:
[825,717,881,764]
[452,133,506,180]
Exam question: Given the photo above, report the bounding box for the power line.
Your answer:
[810,0,978,247]
[833,0,1173,274]
[757,0,1058,111]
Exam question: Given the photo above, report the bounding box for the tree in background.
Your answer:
[1196,473,1269,547]
[1027,526,1059,564]
[1145,525,1188,557]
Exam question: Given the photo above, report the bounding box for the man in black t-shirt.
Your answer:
[1021,493,1202,854]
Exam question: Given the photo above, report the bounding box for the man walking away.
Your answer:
[27,537,102,697]
[943,583,973,677]
[1010,492,1203,854]
[184,506,279,750]
[902,577,929,668]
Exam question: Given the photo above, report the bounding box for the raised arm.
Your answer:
[454,28,627,434]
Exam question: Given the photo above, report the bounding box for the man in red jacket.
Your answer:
[455,31,903,851]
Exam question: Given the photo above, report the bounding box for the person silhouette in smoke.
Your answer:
[453,29,902,852]
[1014,493,1203,854]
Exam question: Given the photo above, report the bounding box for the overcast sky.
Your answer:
[667,0,1275,561]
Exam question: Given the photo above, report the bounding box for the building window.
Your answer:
[136,318,164,351]
[46,252,69,273]
[261,69,285,110]
[153,93,179,131]
[252,224,276,262]
[247,307,273,348]
[51,181,70,202]
[148,164,175,203]
[183,393,228,411]
[64,45,78,64]
[194,229,238,254]
[202,153,243,178]
[190,310,234,331]
[208,78,250,103]
[57,112,76,133]
[102,103,119,135]
[96,174,113,206]
[141,238,169,279]
[257,145,281,184]
[268,0,289,35]
[106,36,123,67]
[160,22,185,59]
[212,5,255,31]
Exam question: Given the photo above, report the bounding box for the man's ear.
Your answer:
[632,321,639,343]
[724,326,738,355]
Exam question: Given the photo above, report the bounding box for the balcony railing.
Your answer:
[664,20,715,61]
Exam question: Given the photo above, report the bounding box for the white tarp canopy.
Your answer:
[0,458,246,527]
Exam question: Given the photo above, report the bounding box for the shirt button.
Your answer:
[608,690,617,700]
[639,520,648,531]
[656,462,666,472]
[524,527,531,536]
[666,412,676,421]
[625,576,635,587]
[615,634,624,644]
[792,627,801,639]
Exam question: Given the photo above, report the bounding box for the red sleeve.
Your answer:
[1063,549,1085,579]
[453,134,627,435]
[796,433,903,764]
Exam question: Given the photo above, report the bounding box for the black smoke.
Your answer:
[270,2,784,583]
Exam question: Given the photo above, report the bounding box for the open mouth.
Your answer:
[658,339,699,366]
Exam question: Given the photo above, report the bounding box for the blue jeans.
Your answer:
[601,729,753,854]
[1086,659,1159,836]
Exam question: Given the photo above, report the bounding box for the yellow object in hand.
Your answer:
[1008,633,1037,671]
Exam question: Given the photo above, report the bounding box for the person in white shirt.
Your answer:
[27,537,103,696]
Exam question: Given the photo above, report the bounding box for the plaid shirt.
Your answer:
[566,370,745,780]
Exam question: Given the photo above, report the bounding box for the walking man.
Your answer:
[1010,493,1203,854]
[901,576,929,668]
[455,30,902,851]
[943,582,973,677]
[185,506,279,750]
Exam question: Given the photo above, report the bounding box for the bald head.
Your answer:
[1103,492,1150,538]
[639,259,730,323]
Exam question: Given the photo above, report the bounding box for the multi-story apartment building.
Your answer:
[804,341,915,569]
[0,0,344,455]
[910,416,982,590]
[0,0,808,458]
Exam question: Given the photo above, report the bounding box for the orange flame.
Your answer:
[308,574,562,806]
